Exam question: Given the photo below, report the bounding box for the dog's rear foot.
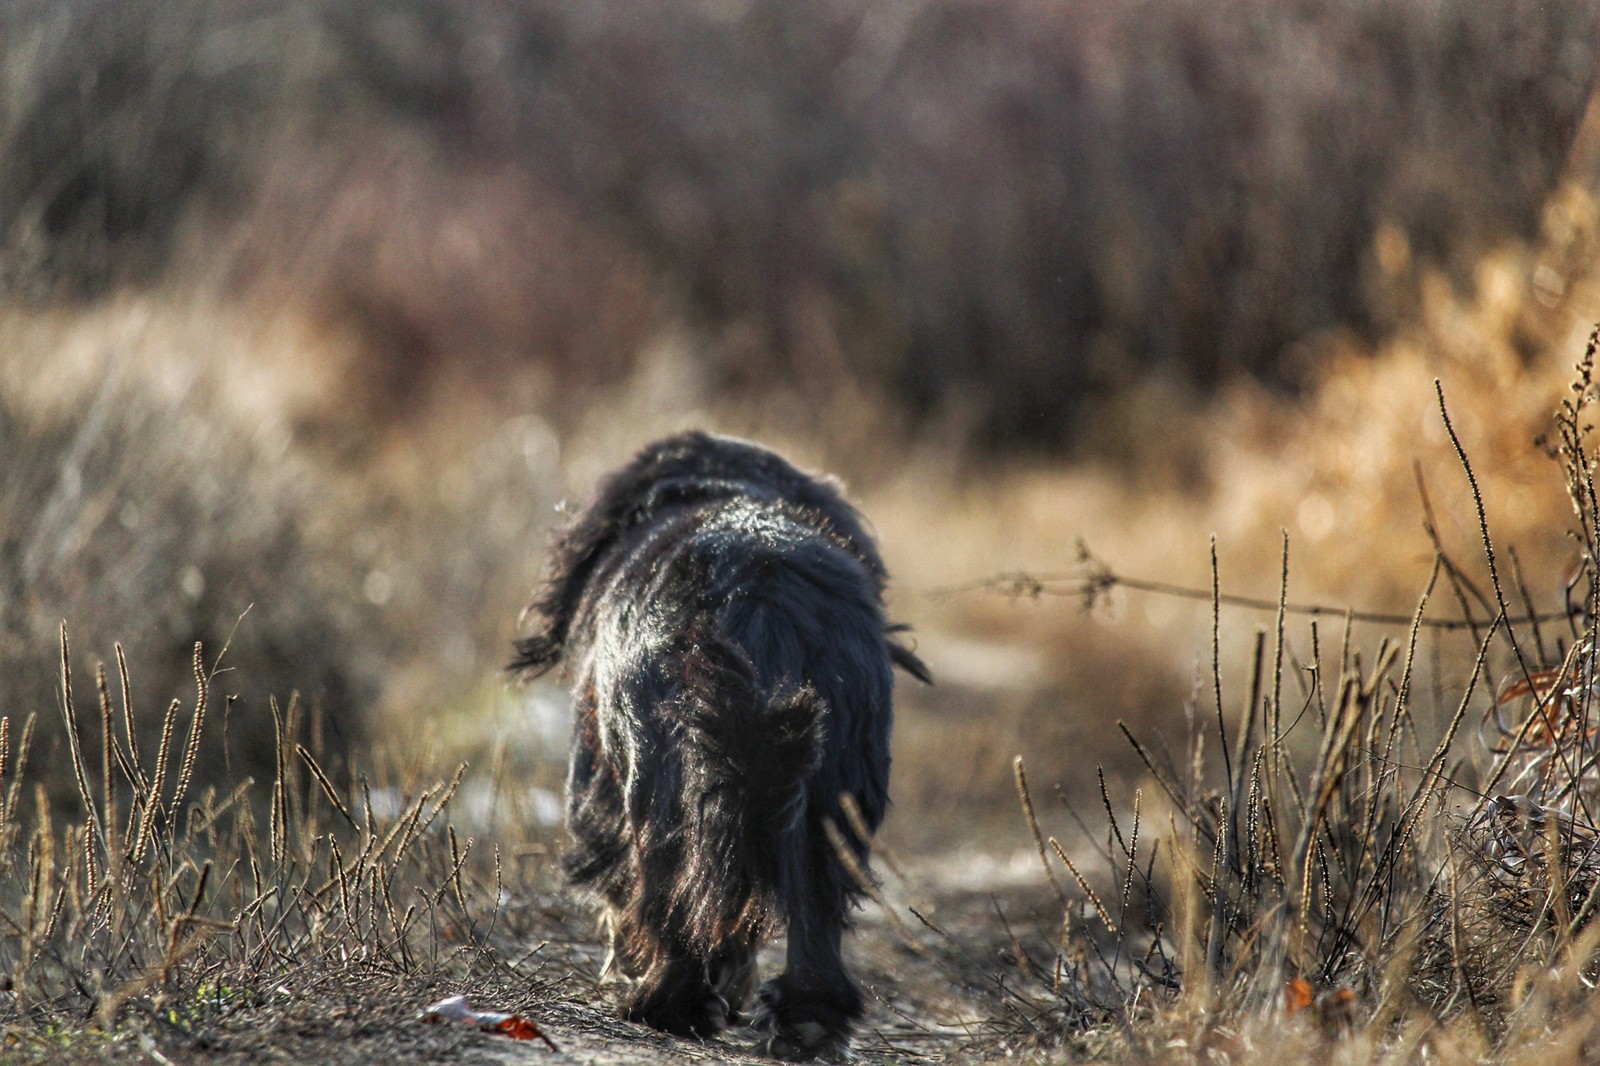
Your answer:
[750,977,858,1061]
[622,981,735,1039]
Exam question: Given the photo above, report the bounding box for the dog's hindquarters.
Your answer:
[674,635,825,953]
[587,628,848,1041]
[565,518,893,1052]
[696,530,895,1057]
[631,635,832,1037]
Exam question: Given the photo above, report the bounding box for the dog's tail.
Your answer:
[671,634,824,952]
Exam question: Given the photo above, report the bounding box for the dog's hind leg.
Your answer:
[620,931,752,1038]
[615,725,758,1039]
[707,938,758,1025]
[753,837,864,1061]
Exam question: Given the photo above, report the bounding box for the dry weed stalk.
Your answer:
[1005,326,1600,1058]
[0,629,537,1044]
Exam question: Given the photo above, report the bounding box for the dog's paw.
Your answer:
[758,1023,853,1062]
[750,979,857,1061]
[622,982,734,1039]
[706,945,757,1024]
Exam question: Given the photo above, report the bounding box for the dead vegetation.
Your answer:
[3,3,1600,1063]
[975,327,1600,1062]
[2,0,1593,451]
[10,335,1600,1065]
[0,616,572,1064]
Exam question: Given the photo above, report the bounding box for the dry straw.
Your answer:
[0,623,546,1048]
[993,326,1600,1058]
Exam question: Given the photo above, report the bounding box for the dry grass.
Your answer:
[861,95,1600,856]
[4,4,1600,1062]
[0,620,575,1064]
[2,0,1594,451]
[968,327,1600,1064]
[0,366,385,812]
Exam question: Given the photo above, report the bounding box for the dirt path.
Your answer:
[287,848,1060,1066]
[82,848,1063,1066]
[478,849,1063,1066]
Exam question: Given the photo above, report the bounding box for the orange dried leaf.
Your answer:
[496,1016,559,1050]
[1285,977,1313,1015]
[419,994,559,1052]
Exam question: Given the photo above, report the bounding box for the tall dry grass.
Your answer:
[0,622,564,1063]
[0,366,384,808]
[2,0,1593,451]
[3,4,1600,1060]
[862,93,1600,847]
[985,327,1600,1063]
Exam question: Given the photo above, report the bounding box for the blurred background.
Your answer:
[3,0,1600,853]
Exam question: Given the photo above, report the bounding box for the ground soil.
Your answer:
[85,854,1068,1066]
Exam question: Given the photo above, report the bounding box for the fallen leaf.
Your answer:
[1284,977,1313,1015]
[419,993,559,1051]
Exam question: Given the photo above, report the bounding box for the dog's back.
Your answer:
[513,432,925,1058]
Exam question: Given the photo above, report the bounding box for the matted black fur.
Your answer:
[511,431,929,1059]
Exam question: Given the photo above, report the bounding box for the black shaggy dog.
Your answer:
[511,431,928,1059]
